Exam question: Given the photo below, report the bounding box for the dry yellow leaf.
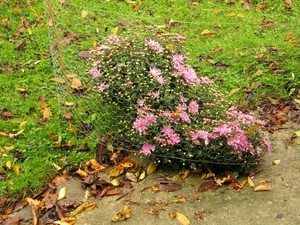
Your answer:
[288,39,299,46]
[65,102,75,106]
[54,217,77,225]
[89,159,109,171]
[273,159,281,165]
[294,130,300,137]
[111,178,120,186]
[43,107,52,120]
[181,169,191,179]
[294,98,300,104]
[139,170,146,180]
[66,73,77,78]
[254,185,271,191]
[84,202,96,211]
[170,210,176,220]
[27,28,32,35]
[6,161,12,169]
[205,171,215,179]
[71,78,82,89]
[81,10,89,18]
[214,9,222,15]
[146,161,156,175]
[226,12,236,17]
[13,164,20,176]
[93,39,98,47]
[256,70,264,75]
[69,205,85,217]
[4,146,14,151]
[52,162,61,171]
[228,87,241,96]
[9,129,24,139]
[75,169,87,177]
[111,205,131,222]
[15,87,27,92]
[110,27,119,35]
[175,211,190,225]
[20,120,28,127]
[108,166,124,178]
[57,186,66,200]
[286,32,294,40]
[200,29,216,37]
[247,176,255,187]
[66,122,77,135]
[50,78,65,83]
[239,179,247,189]
[47,19,53,26]
[0,131,8,137]
[166,44,174,51]
[284,0,293,7]
[126,172,137,182]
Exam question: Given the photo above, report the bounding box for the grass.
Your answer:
[0,0,299,198]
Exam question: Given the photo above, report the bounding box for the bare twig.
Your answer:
[115,189,135,201]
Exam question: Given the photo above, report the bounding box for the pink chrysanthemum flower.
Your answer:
[146,39,164,52]
[214,124,232,137]
[144,113,157,124]
[176,103,187,111]
[200,76,214,84]
[89,67,101,79]
[107,35,120,45]
[98,83,108,92]
[149,67,162,76]
[262,137,272,154]
[180,112,191,123]
[155,75,166,85]
[183,66,200,84]
[179,94,186,103]
[133,118,148,133]
[162,125,181,145]
[191,130,212,146]
[172,53,185,66]
[140,142,156,156]
[227,131,250,153]
[188,101,199,114]
[147,91,160,99]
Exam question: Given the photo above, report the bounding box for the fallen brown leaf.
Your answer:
[1,108,15,118]
[158,182,182,192]
[258,179,271,184]
[119,157,135,168]
[26,198,40,225]
[52,176,67,187]
[198,179,218,192]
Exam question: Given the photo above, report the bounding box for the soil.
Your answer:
[11,128,300,225]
